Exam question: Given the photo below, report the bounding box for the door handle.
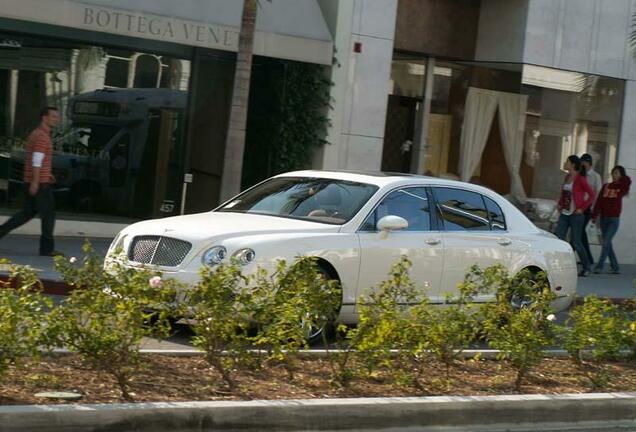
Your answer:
[498,237,512,246]
[426,238,441,246]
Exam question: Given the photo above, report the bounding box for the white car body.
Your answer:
[105,171,577,322]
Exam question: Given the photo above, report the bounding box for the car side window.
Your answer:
[433,187,491,231]
[484,196,507,231]
[361,187,432,232]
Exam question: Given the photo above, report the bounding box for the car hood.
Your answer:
[122,211,341,243]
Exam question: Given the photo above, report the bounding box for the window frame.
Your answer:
[483,195,507,231]
[357,185,441,233]
[430,186,501,233]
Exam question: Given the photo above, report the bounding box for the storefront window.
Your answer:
[389,56,425,99]
[383,56,625,224]
[521,65,624,201]
[0,34,191,221]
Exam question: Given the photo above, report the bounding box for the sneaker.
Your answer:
[593,267,603,274]
[578,270,590,277]
[608,268,621,275]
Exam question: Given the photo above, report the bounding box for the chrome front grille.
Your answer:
[128,236,192,267]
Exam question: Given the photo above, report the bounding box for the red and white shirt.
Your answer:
[24,124,53,184]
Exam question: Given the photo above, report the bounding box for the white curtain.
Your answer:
[459,87,529,203]
[458,87,498,183]
[497,92,529,203]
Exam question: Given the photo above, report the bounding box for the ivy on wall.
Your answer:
[242,57,331,188]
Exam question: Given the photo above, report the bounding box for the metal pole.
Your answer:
[180,173,193,215]
[180,184,188,215]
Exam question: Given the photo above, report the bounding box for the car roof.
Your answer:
[276,170,497,194]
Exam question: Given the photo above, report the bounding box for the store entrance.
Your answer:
[381,95,417,173]
[67,89,188,220]
[0,34,192,223]
[135,109,185,219]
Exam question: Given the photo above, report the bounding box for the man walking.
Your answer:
[0,107,60,256]
[580,153,602,266]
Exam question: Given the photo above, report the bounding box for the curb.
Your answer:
[573,296,633,306]
[0,276,73,296]
[1,393,635,432]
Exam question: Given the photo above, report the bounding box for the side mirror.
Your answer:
[377,215,408,232]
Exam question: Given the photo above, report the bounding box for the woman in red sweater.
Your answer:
[555,155,595,276]
[592,165,631,274]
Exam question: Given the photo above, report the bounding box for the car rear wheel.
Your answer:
[510,268,547,310]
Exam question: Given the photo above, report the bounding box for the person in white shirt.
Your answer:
[580,153,602,266]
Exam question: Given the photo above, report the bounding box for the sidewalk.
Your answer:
[0,234,111,285]
[0,235,633,300]
[577,265,635,300]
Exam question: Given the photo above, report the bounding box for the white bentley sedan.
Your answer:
[105,170,577,323]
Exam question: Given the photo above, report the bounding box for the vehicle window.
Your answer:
[361,187,431,232]
[484,196,507,231]
[217,177,378,225]
[433,187,491,231]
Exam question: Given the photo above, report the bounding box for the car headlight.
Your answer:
[109,233,128,254]
[202,246,227,267]
[232,248,256,266]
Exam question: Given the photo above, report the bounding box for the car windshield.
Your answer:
[217,177,379,225]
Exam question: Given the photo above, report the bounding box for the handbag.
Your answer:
[585,220,602,245]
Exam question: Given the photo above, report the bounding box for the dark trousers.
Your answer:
[580,209,595,265]
[596,217,620,272]
[0,185,55,255]
[556,212,590,272]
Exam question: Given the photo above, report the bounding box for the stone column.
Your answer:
[6,70,19,138]
[410,57,435,174]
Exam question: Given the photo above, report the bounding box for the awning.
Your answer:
[0,0,333,65]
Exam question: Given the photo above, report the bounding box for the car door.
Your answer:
[356,187,445,305]
[432,187,514,301]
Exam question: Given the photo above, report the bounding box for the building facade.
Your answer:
[0,0,336,234]
[2,0,636,267]
[366,0,636,265]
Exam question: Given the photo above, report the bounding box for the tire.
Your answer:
[510,268,546,310]
[305,265,341,346]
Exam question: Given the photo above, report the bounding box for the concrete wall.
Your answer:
[524,0,636,80]
[394,0,481,59]
[318,0,397,171]
[317,0,339,37]
[475,0,528,63]
[476,0,636,80]
[615,80,636,265]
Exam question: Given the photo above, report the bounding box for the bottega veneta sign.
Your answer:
[79,5,240,51]
[0,0,333,65]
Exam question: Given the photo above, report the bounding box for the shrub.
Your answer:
[322,323,358,388]
[478,266,557,392]
[0,264,52,382]
[354,257,429,388]
[51,243,176,400]
[623,314,636,360]
[565,296,625,389]
[253,257,341,379]
[184,263,257,390]
[411,287,480,388]
[623,287,636,359]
